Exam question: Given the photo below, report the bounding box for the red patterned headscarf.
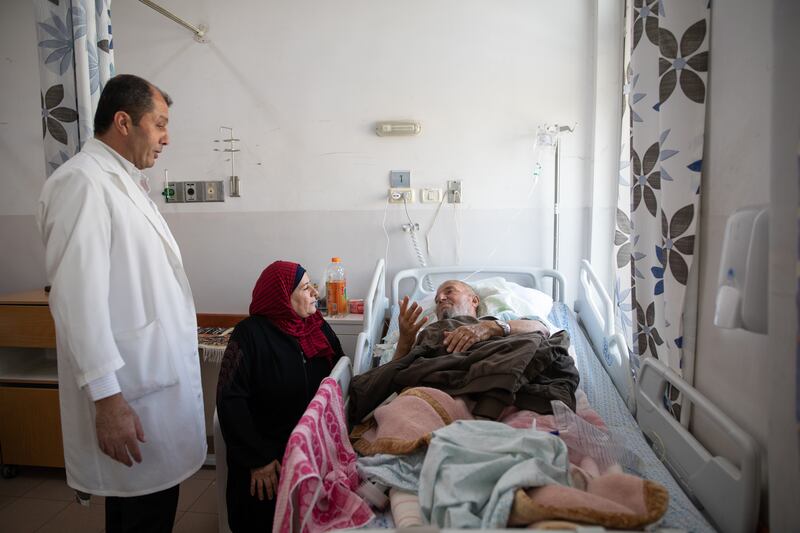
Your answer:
[249,261,335,360]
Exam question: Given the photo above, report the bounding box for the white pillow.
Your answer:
[472,277,554,320]
[411,276,554,327]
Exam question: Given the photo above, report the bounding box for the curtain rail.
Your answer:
[137,0,208,41]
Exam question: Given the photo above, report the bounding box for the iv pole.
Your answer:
[544,123,576,300]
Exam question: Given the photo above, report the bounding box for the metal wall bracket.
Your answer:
[138,0,209,43]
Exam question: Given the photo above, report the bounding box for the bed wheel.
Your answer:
[1,464,19,479]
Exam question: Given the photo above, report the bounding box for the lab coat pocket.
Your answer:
[114,319,179,402]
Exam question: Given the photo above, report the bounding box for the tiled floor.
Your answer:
[0,466,219,532]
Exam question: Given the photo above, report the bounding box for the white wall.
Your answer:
[588,0,623,292]
[693,0,800,528]
[766,0,800,528]
[0,0,49,289]
[694,0,772,452]
[0,1,618,312]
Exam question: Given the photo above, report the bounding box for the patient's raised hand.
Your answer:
[394,296,428,360]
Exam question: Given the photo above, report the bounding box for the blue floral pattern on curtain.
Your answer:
[615,1,709,404]
[34,0,115,177]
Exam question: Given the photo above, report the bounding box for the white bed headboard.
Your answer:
[362,258,388,354]
[391,266,566,306]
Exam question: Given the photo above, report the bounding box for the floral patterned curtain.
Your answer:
[614,1,709,403]
[34,0,115,177]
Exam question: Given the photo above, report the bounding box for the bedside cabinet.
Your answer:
[323,313,364,359]
[0,290,64,472]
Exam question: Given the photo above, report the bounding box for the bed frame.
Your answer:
[352,260,760,533]
[214,260,759,533]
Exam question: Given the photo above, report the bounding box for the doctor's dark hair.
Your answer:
[93,74,172,135]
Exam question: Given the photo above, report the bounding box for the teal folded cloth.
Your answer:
[356,450,425,494]
[420,420,570,529]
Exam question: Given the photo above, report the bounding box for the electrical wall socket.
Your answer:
[388,188,414,203]
[164,181,184,203]
[163,181,224,203]
[203,180,224,202]
[184,182,198,202]
[447,180,462,203]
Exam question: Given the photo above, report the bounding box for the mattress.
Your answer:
[551,303,714,532]
[379,302,716,532]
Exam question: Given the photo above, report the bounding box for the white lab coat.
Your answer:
[37,138,206,497]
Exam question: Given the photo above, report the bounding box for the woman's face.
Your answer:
[291,273,319,318]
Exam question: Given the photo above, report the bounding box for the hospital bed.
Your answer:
[216,259,760,533]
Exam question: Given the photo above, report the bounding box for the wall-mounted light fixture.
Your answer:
[375,121,421,137]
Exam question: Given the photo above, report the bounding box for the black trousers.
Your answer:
[105,485,180,533]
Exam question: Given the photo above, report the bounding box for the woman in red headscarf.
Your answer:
[216,261,343,533]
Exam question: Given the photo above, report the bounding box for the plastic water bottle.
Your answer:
[325,257,347,317]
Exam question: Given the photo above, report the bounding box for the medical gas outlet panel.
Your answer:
[163,180,225,203]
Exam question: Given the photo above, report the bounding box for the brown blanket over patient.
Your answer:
[348,317,580,425]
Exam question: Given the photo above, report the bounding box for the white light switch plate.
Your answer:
[421,188,443,203]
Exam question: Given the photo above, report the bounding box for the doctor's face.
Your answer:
[127,90,170,170]
[291,273,319,318]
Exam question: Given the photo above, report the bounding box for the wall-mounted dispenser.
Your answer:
[713,206,769,334]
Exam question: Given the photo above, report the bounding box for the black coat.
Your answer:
[216,315,343,533]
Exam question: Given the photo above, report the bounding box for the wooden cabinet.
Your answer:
[0,292,56,349]
[0,387,63,467]
[0,290,64,470]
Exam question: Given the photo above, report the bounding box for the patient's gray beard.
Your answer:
[438,302,474,320]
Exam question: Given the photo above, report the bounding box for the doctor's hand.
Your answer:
[94,393,146,467]
[251,460,281,501]
[394,296,428,361]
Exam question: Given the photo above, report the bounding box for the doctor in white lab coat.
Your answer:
[37,74,206,533]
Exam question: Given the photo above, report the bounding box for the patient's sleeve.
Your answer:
[488,310,558,335]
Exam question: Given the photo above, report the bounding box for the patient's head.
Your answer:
[434,280,479,320]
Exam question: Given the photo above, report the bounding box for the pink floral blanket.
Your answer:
[273,378,374,533]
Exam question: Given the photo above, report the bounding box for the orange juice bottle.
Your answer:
[325,257,347,317]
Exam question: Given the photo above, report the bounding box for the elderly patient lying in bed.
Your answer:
[348,281,668,530]
[348,280,579,425]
